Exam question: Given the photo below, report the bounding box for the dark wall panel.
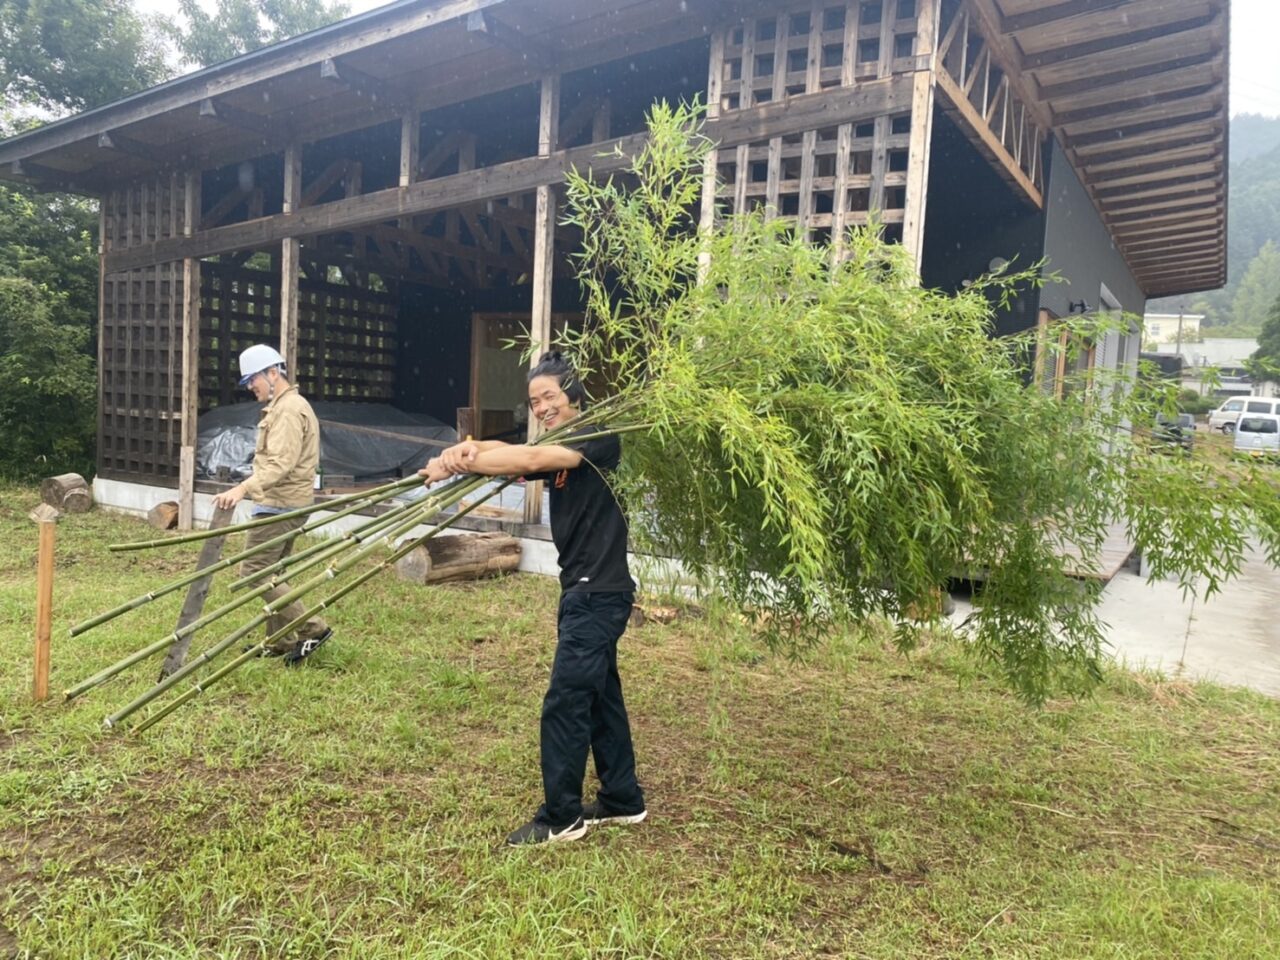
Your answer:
[1041,139,1145,317]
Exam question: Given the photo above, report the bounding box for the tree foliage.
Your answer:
[0,277,96,477]
[559,102,1280,704]
[1247,293,1280,382]
[0,0,168,113]
[1231,240,1280,331]
[163,0,350,68]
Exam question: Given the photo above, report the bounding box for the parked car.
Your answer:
[1233,414,1280,460]
[1208,396,1280,434]
[1152,413,1195,453]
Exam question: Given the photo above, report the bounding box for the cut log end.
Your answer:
[40,472,91,513]
[395,532,521,584]
[147,501,181,531]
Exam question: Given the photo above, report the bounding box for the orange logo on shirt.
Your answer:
[554,469,568,489]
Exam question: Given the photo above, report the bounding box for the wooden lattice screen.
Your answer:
[100,178,191,482]
[199,261,399,411]
[711,0,927,248]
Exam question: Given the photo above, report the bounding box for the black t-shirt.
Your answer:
[528,428,634,594]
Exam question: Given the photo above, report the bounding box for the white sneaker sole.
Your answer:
[588,809,648,826]
[548,820,589,842]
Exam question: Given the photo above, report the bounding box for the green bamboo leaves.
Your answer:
[557,101,1280,704]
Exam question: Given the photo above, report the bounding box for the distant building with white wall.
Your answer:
[1143,312,1203,345]
[1155,338,1279,398]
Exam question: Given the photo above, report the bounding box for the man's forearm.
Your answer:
[468,443,581,476]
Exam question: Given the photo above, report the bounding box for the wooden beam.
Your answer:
[1103,189,1223,218]
[1126,244,1223,267]
[1111,215,1223,241]
[300,158,350,207]
[199,97,277,138]
[1021,10,1222,71]
[1037,47,1222,101]
[1053,81,1222,127]
[8,158,81,193]
[466,10,555,70]
[935,71,1041,207]
[97,131,162,161]
[178,171,201,532]
[1088,154,1220,185]
[525,71,560,526]
[1000,0,1128,33]
[103,77,912,274]
[902,0,940,269]
[40,0,784,196]
[1066,109,1221,150]
[1095,171,1222,201]
[1072,126,1222,166]
[320,57,402,109]
[400,111,422,188]
[0,0,506,166]
[281,142,302,373]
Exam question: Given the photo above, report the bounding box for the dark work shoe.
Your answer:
[283,628,332,666]
[506,816,588,846]
[582,801,648,826]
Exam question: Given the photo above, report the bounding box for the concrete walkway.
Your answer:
[1096,544,1280,698]
[947,544,1280,699]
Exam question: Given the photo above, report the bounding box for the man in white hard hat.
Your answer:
[213,344,332,664]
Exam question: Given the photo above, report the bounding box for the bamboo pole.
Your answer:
[88,401,645,725]
[131,481,515,733]
[108,475,422,552]
[73,482,439,637]
[70,494,438,702]
[31,504,58,702]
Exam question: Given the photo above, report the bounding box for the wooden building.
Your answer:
[0,0,1230,527]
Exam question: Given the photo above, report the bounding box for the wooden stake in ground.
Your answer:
[40,473,91,513]
[30,503,59,702]
[160,504,236,679]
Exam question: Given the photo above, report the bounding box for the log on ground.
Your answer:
[40,473,91,513]
[395,532,521,584]
[147,501,180,531]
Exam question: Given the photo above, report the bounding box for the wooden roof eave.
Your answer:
[0,0,509,177]
[970,0,1229,299]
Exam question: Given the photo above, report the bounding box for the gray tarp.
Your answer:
[196,401,456,483]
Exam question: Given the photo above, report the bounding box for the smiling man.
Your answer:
[420,351,646,845]
[212,344,333,665]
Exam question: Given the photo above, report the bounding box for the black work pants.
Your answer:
[537,590,644,827]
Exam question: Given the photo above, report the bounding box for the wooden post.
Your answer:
[525,72,560,526]
[400,111,421,188]
[160,505,235,678]
[902,0,940,272]
[178,170,202,531]
[698,29,726,279]
[281,141,302,377]
[31,503,58,702]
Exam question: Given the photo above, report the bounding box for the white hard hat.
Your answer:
[238,344,286,386]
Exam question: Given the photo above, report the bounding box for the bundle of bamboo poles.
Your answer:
[67,400,644,734]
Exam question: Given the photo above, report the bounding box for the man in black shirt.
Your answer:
[419,352,646,845]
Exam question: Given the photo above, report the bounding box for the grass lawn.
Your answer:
[1,482,1278,959]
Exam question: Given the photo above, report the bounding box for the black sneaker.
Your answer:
[242,643,287,658]
[582,801,648,826]
[283,628,333,666]
[506,815,588,846]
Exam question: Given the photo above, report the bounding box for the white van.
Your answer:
[1233,414,1280,459]
[1208,396,1280,434]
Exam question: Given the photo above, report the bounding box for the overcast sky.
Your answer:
[137,0,1280,118]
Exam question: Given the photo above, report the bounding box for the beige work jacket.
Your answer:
[241,383,320,508]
